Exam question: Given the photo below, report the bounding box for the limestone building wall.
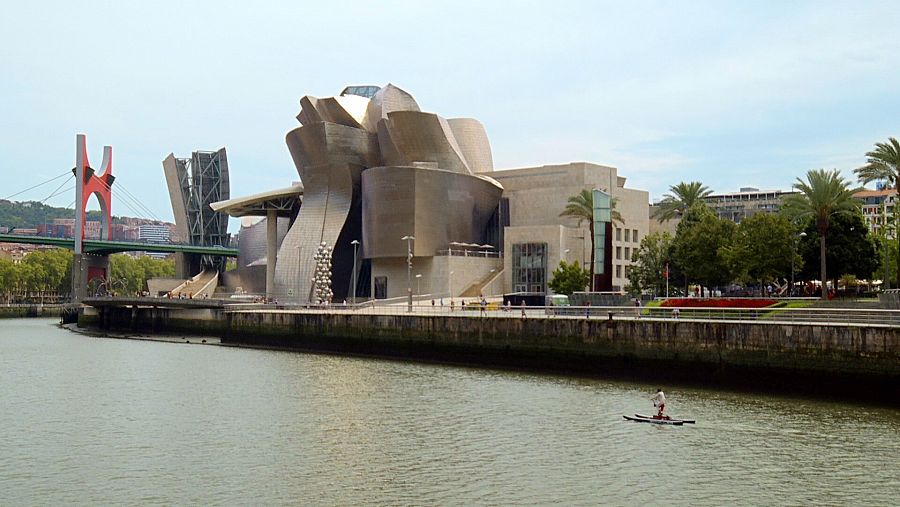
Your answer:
[489,162,650,293]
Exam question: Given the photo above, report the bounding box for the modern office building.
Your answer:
[704,187,796,223]
[138,224,171,243]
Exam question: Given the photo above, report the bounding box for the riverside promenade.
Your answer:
[78,298,900,405]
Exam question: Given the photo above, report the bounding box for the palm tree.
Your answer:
[652,181,713,221]
[559,189,622,289]
[854,137,900,188]
[854,137,900,285]
[781,169,860,299]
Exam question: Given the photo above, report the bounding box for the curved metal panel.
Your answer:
[363,83,420,132]
[447,118,494,173]
[236,216,290,293]
[274,162,360,302]
[380,111,471,174]
[362,166,503,259]
[285,123,379,172]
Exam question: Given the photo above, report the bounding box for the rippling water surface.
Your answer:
[0,318,898,505]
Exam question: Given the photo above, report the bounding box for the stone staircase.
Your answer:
[460,269,503,297]
[170,269,219,298]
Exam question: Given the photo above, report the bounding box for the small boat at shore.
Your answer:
[623,414,696,425]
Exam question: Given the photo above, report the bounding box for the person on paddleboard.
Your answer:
[651,389,667,418]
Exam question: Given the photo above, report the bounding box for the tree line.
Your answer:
[0,200,108,230]
[0,251,174,302]
[630,134,900,299]
[551,137,899,300]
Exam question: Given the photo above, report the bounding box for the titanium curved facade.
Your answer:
[362,166,503,258]
[237,216,290,293]
[271,83,503,302]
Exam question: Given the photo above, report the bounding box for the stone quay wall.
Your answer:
[79,305,900,404]
[0,304,67,319]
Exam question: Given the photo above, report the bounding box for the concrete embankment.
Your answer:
[1,304,67,319]
[79,305,900,405]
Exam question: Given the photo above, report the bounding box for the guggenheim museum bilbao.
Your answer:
[213,84,650,302]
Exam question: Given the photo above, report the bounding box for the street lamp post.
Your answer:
[296,245,302,304]
[448,270,454,299]
[883,203,890,291]
[350,239,360,304]
[402,235,415,312]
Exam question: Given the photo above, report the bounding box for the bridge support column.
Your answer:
[174,252,203,280]
[266,209,277,299]
[72,253,110,302]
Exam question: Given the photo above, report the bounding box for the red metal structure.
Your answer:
[72,134,115,298]
[74,134,114,244]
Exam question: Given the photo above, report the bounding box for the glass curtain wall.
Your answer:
[512,243,547,293]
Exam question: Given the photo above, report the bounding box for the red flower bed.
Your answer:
[660,298,777,308]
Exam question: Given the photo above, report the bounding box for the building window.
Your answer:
[512,243,548,294]
[624,229,631,242]
[633,229,639,242]
[374,276,387,299]
[615,264,622,278]
[616,246,621,260]
[616,228,621,241]
[624,247,631,260]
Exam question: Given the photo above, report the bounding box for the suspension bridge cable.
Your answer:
[2,170,72,201]
[90,175,164,222]
[64,175,149,221]
[115,182,164,222]
[105,182,158,220]
[42,185,75,204]
[78,174,145,218]
[39,174,75,204]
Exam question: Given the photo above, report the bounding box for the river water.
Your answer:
[0,318,897,505]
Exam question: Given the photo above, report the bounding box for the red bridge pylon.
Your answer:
[73,134,115,254]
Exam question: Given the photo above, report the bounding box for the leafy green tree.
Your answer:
[627,231,673,296]
[548,260,591,295]
[873,225,898,288]
[723,213,795,294]
[652,181,713,222]
[109,254,175,294]
[559,189,622,288]
[671,204,736,296]
[798,212,878,290]
[20,249,72,295]
[781,169,861,298]
[0,258,16,303]
[853,137,900,286]
[0,200,121,230]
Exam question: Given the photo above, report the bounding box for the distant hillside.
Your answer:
[0,200,170,229]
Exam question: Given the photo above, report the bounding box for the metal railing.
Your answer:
[221,302,900,327]
[435,249,502,258]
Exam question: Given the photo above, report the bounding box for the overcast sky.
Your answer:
[1,0,898,229]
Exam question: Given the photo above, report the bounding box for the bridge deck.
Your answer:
[0,234,237,256]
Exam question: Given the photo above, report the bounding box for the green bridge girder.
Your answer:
[0,233,238,257]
